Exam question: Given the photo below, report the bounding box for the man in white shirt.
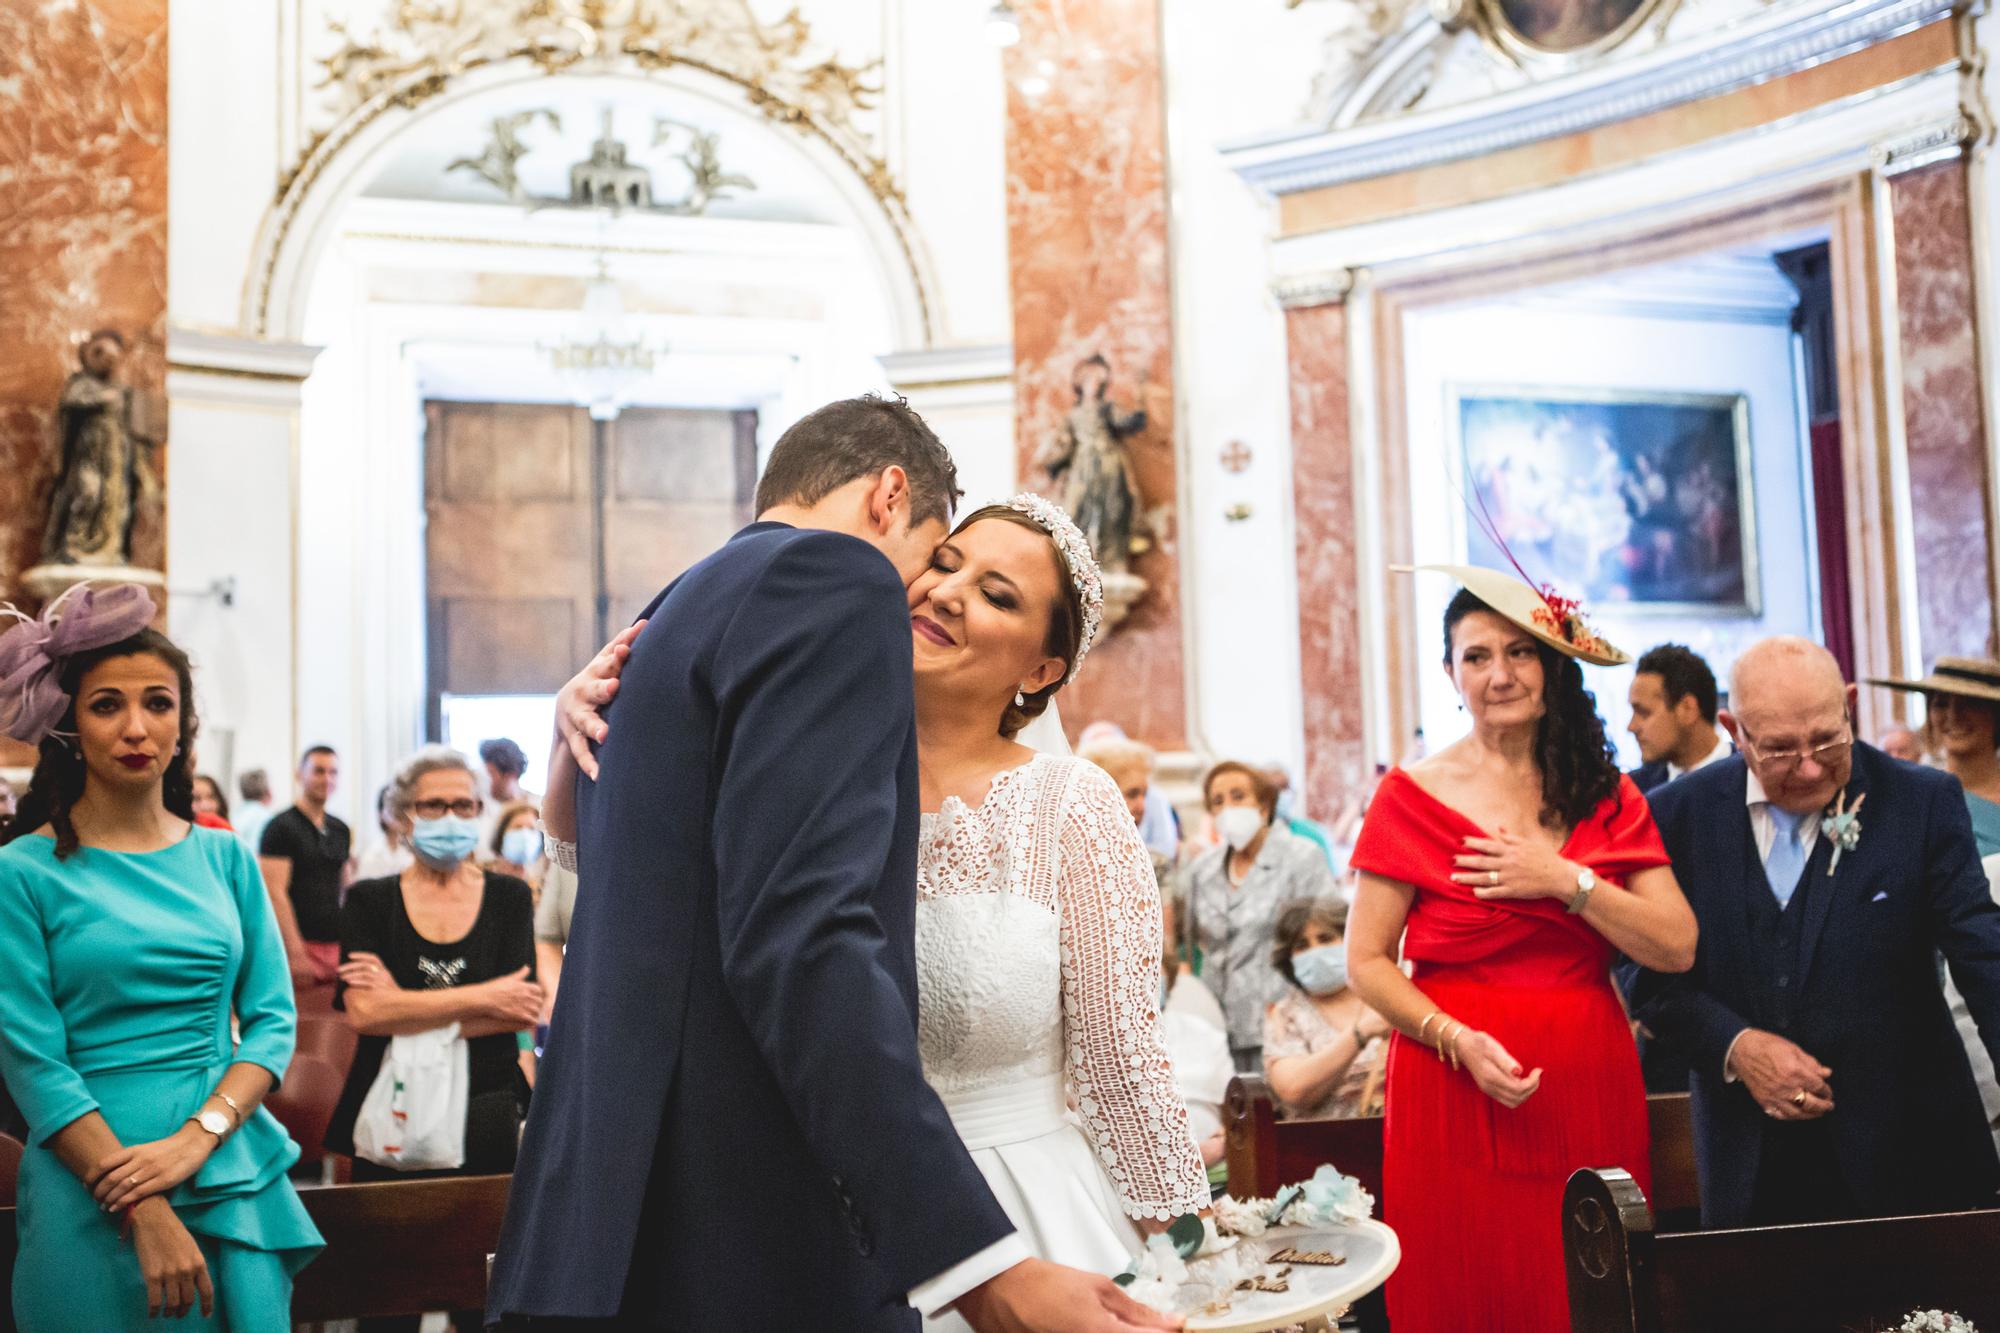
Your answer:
[1628,642,1731,793]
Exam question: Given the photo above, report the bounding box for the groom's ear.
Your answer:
[865,465,912,533]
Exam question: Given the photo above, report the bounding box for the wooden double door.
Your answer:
[423,400,757,736]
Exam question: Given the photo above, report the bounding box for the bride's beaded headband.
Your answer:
[1005,492,1103,682]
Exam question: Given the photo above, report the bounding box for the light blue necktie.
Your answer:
[1763,806,1810,908]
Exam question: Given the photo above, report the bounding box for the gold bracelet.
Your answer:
[1446,1023,1469,1072]
[1416,1010,1444,1047]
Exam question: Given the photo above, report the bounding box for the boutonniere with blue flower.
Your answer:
[1821,788,1866,875]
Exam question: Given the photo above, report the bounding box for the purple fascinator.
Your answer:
[0,583,158,745]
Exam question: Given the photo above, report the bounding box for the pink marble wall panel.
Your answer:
[0,0,169,608]
[1890,159,1995,661]
[1286,302,1367,813]
[1004,0,1185,749]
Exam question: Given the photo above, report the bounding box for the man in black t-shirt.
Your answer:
[259,744,351,982]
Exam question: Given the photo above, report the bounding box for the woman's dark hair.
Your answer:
[1270,897,1349,990]
[1442,587,1620,831]
[191,773,230,822]
[2,629,199,859]
[946,505,1086,739]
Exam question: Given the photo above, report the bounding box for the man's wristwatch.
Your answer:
[1566,867,1597,915]
[188,1109,232,1143]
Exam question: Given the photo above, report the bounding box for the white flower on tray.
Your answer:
[1900,1312,1977,1333]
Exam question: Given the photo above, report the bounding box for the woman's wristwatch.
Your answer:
[1566,867,1597,915]
[188,1108,232,1143]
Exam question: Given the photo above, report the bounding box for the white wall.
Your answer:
[1161,0,1348,778]
[1400,276,1818,764]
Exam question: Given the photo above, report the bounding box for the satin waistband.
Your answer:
[937,1074,1069,1151]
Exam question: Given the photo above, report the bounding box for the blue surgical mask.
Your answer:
[410,814,481,869]
[1291,944,1348,996]
[502,827,544,867]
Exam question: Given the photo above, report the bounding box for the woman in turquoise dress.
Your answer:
[1874,656,2000,856]
[0,585,321,1330]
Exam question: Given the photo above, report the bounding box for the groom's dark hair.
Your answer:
[754,394,962,528]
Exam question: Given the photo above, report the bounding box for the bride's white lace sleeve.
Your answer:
[1055,761,1211,1221]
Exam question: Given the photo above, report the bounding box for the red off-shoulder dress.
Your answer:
[1349,769,1669,1333]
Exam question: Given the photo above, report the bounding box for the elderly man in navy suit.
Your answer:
[1627,636,2000,1228]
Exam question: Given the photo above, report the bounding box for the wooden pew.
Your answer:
[0,1174,511,1328]
[1564,1167,2000,1331]
[1225,1076,1700,1230]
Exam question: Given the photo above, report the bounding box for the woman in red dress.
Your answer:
[1348,566,1698,1332]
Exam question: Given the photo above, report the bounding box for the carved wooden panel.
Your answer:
[423,400,755,736]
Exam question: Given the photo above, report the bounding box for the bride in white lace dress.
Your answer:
[548,494,1208,1324]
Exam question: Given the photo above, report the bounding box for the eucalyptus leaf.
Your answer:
[1168,1211,1205,1259]
[1265,1183,1303,1224]
[1112,1270,1137,1288]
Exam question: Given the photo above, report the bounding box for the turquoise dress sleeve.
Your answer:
[223,835,295,1082]
[0,855,100,1146]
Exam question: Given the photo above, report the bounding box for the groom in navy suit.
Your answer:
[1627,637,2000,1229]
[488,398,1176,1331]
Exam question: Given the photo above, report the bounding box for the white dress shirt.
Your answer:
[1667,733,1733,783]
[1722,769,1822,1081]
[907,1235,1032,1316]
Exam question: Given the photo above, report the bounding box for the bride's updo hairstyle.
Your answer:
[949,497,1102,739]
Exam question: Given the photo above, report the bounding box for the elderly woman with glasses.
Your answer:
[324,746,543,1333]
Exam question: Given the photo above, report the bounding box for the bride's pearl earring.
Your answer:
[1014,688,1027,708]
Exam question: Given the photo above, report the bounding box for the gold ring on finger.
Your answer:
[127,1174,140,1186]
[1489,871,1500,887]
[1791,1090,1807,1108]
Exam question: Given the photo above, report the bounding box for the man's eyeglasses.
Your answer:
[1740,722,1853,774]
[410,798,481,819]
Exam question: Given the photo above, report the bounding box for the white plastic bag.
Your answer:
[352,1022,469,1171]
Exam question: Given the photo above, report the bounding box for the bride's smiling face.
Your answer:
[908,516,1069,710]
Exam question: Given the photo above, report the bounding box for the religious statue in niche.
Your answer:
[39,331,163,574]
[1039,355,1152,580]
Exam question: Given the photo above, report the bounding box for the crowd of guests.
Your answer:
[9,565,2000,1330]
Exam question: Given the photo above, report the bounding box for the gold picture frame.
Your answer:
[1439,0,1680,69]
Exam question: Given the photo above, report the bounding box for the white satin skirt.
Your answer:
[924,1074,1143,1332]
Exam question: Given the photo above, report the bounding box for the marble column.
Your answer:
[0,0,167,769]
[1889,157,1996,662]
[1004,0,1185,748]
[1284,299,1367,812]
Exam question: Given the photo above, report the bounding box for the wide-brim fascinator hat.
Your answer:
[0,582,159,745]
[1396,563,1630,667]
[1869,656,2000,705]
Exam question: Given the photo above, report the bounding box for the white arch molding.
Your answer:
[244,58,943,349]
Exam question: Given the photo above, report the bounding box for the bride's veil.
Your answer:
[1015,700,1072,758]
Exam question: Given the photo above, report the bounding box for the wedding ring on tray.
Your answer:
[1138,1222,1400,1333]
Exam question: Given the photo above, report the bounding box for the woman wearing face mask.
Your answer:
[0,585,322,1329]
[487,799,547,897]
[1182,761,1340,1072]
[543,495,1208,1324]
[325,746,540,1333]
[1263,898,1391,1118]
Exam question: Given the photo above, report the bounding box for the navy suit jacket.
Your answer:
[1628,760,1671,794]
[1626,744,2000,1227]
[488,524,1012,1328]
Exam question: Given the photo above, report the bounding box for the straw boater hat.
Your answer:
[1869,657,2000,705]
[1397,563,1630,667]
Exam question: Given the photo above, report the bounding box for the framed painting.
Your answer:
[1449,386,1760,617]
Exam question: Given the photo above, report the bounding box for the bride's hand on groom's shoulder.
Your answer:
[955,1257,1185,1333]
[555,621,645,780]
